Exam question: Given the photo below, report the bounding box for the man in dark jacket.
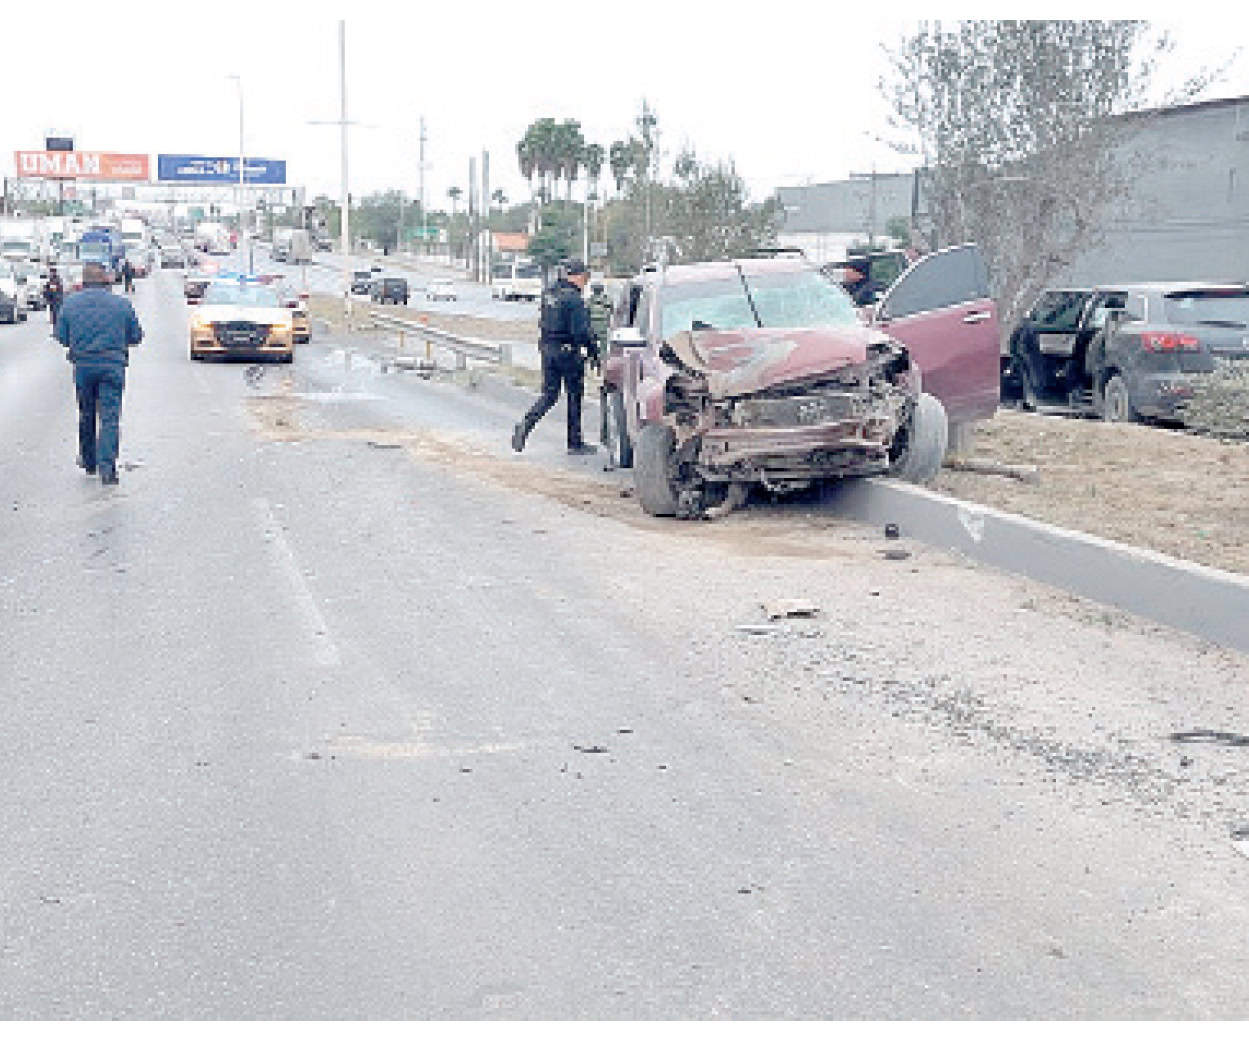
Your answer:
[841,258,884,308]
[121,259,135,294]
[55,263,144,485]
[512,260,598,455]
[44,267,65,328]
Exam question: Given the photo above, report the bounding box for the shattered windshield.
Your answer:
[661,269,859,338]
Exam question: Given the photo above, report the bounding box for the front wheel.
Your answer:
[889,392,949,484]
[634,424,680,516]
[600,388,634,469]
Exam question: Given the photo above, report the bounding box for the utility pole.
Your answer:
[481,149,490,285]
[849,167,880,248]
[418,116,427,257]
[308,21,358,325]
[468,155,477,279]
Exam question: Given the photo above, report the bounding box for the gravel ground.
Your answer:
[936,408,1249,575]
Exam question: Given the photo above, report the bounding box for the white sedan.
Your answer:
[426,278,456,301]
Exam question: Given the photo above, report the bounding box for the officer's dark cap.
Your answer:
[564,260,588,276]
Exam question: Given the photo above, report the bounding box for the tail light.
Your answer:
[1141,331,1200,352]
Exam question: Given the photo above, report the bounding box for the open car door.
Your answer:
[871,244,1000,426]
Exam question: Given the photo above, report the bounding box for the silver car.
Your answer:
[1089,283,1249,422]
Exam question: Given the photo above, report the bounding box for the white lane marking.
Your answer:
[253,496,341,667]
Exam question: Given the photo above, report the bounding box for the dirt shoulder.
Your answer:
[936,409,1249,575]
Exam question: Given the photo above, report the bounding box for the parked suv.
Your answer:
[1005,282,1249,422]
[370,277,410,305]
[599,246,1000,517]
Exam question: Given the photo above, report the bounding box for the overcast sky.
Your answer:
[5,2,1247,210]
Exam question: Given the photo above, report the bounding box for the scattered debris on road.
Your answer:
[762,598,821,620]
[945,455,1041,484]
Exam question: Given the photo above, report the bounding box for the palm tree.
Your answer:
[584,142,604,195]
[556,120,586,200]
[609,140,632,194]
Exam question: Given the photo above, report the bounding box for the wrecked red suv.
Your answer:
[600,247,1000,517]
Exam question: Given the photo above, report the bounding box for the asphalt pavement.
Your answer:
[4,270,1249,1018]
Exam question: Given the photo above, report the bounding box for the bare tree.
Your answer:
[882,20,1219,330]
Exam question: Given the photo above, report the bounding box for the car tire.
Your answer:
[634,423,680,516]
[1101,373,1136,423]
[601,389,634,469]
[279,353,294,364]
[889,392,949,484]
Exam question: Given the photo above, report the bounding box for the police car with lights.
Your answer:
[188,274,296,363]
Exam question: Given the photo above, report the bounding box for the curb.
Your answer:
[823,477,1249,655]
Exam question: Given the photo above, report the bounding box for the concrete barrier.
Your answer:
[823,477,1249,655]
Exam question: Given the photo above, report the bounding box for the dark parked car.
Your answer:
[351,270,374,295]
[599,245,1000,517]
[370,277,409,305]
[0,289,20,324]
[1005,282,1249,422]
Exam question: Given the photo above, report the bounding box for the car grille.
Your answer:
[733,392,862,427]
[213,321,271,349]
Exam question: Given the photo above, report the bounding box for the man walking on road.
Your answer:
[512,260,599,456]
[44,267,65,329]
[54,263,143,486]
[121,259,135,294]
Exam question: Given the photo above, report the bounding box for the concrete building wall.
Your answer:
[776,96,1249,284]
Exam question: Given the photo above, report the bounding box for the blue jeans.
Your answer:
[73,363,126,471]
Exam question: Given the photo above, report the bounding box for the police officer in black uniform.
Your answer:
[841,257,884,308]
[512,259,599,455]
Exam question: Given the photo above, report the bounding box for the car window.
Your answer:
[1029,290,1089,330]
[1086,292,1129,329]
[880,244,989,319]
[203,283,281,307]
[1162,289,1249,327]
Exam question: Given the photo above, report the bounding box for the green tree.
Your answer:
[883,19,1218,328]
[526,203,580,273]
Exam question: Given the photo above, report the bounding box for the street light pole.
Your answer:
[228,74,250,274]
[308,20,358,328]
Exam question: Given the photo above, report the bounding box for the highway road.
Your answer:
[4,269,1249,1018]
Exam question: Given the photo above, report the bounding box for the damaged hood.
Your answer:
[667,325,884,398]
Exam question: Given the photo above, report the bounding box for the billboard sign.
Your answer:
[15,150,150,180]
[157,154,286,185]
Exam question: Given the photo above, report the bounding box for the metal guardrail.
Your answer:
[367,311,512,371]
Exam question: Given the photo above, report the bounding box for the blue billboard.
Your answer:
[157,154,286,184]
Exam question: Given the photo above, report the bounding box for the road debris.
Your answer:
[879,548,912,562]
[572,744,609,754]
[762,598,820,620]
[1170,730,1249,748]
[945,456,1041,483]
